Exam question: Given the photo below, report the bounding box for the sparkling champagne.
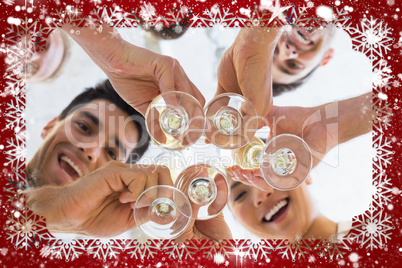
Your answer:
[232,136,265,170]
[174,164,229,220]
[149,197,177,225]
[210,107,241,135]
[145,91,205,150]
[267,148,297,176]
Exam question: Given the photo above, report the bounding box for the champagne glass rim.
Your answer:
[144,91,206,151]
[134,184,193,239]
[203,93,258,150]
[260,133,313,191]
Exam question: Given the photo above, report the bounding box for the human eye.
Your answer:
[287,60,303,70]
[76,121,90,134]
[274,46,279,56]
[234,191,247,203]
[106,148,117,160]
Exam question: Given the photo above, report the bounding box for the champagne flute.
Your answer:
[204,93,258,150]
[232,134,312,190]
[145,91,205,150]
[134,185,192,239]
[154,151,186,182]
[174,164,229,220]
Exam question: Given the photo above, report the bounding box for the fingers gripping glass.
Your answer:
[174,164,230,220]
[134,185,192,239]
[145,91,205,150]
[204,93,258,150]
[154,151,186,183]
[233,134,313,190]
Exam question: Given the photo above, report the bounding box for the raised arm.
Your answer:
[24,161,173,238]
[268,92,373,167]
[228,92,373,190]
[61,23,205,115]
[216,26,282,124]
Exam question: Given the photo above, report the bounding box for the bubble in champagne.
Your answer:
[188,177,217,205]
[150,198,177,225]
[269,148,297,176]
[160,107,189,135]
[213,107,241,135]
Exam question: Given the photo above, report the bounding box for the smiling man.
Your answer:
[272,25,335,88]
[26,79,150,187]
[215,24,336,127]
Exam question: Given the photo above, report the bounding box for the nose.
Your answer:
[284,41,298,59]
[79,146,100,162]
[253,186,274,207]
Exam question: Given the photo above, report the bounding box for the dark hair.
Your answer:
[272,81,303,96]
[140,10,192,40]
[272,62,322,96]
[59,80,150,163]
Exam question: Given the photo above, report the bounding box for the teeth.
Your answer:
[293,28,312,45]
[60,155,84,178]
[264,199,288,222]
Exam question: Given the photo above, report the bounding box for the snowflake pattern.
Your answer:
[1,3,397,263]
[86,239,125,262]
[346,17,393,63]
[346,206,393,250]
[190,6,242,27]
[372,123,394,173]
[4,94,26,131]
[275,239,313,260]
[4,178,28,206]
[372,60,394,91]
[4,41,35,81]
[229,240,274,261]
[372,172,394,208]
[374,98,393,129]
[3,18,49,68]
[314,238,352,261]
[162,239,198,260]
[264,0,292,25]
[125,239,161,260]
[47,239,88,261]
[90,7,127,27]
[4,130,26,173]
[202,239,237,260]
[5,207,52,250]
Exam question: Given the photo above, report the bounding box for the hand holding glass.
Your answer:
[145,91,205,150]
[232,134,312,190]
[133,185,192,239]
[204,93,258,150]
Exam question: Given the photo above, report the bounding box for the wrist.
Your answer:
[269,106,313,136]
[338,93,373,144]
[61,22,127,72]
[25,186,76,234]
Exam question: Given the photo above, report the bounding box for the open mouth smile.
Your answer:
[58,154,84,181]
[262,198,289,223]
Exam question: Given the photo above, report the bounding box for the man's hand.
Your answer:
[62,24,205,116]
[267,93,373,168]
[103,40,205,115]
[229,93,373,190]
[216,27,281,125]
[266,105,338,168]
[25,161,173,238]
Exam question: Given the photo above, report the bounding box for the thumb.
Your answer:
[155,59,176,94]
[68,162,147,206]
